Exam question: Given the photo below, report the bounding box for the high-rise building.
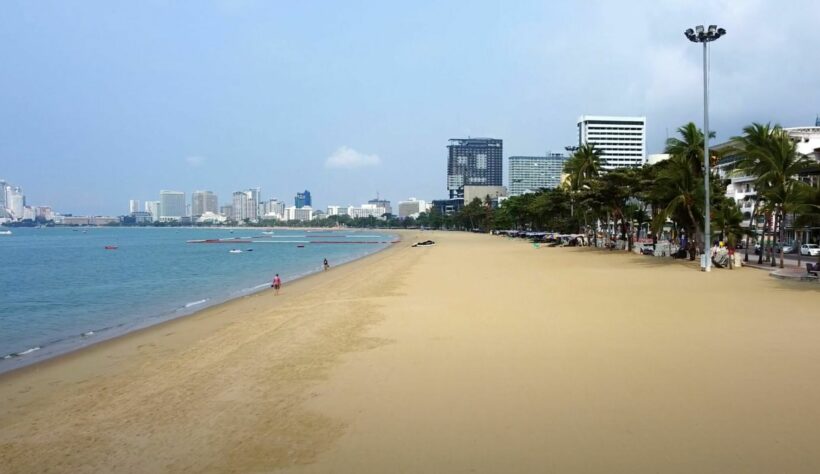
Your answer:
[284,206,314,221]
[260,199,285,219]
[347,203,388,219]
[232,189,260,222]
[327,205,348,216]
[7,186,25,219]
[220,204,234,220]
[447,138,503,198]
[0,179,8,212]
[232,192,249,221]
[397,198,427,218]
[145,201,160,221]
[129,199,140,214]
[159,191,186,221]
[367,198,392,216]
[577,115,646,169]
[191,191,218,217]
[295,190,312,208]
[508,154,569,195]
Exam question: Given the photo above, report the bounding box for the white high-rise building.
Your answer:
[397,198,427,218]
[0,179,8,212]
[327,205,349,216]
[7,186,25,219]
[284,206,313,221]
[347,204,387,219]
[159,191,186,221]
[260,199,285,220]
[508,154,568,196]
[129,199,140,214]
[145,201,160,221]
[191,191,218,217]
[577,115,646,169]
[232,189,260,222]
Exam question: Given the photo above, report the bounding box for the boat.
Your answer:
[229,249,242,254]
[296,245,305,248]
[187,238,253,244]
[0,230,11,236]
[104,245,118,250]
[261,231,274,235]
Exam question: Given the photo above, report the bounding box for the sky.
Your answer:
[1,0,819,215]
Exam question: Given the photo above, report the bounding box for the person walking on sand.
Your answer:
[323,258,330,271]
[271,273,282,295]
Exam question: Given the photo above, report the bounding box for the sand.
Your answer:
[1,230,819,473]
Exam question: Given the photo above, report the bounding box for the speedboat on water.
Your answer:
[0,230,11,235]
[229,249,242,253]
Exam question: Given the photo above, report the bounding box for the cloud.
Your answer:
[185,156,205,167]
[325,146,381,169]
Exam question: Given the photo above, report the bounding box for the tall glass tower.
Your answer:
[447,138,503,199]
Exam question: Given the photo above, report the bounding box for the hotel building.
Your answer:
[191,191,218,217]
[447,138,503,199]
[508,154,569,195]
[577,115,646,169]
[159,191,186,221]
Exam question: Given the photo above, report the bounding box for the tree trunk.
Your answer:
[770,208,783,267]
[686,205,700,261]
[744,199,759,263]
[778,209,786,269]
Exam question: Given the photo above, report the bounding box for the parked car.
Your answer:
[800,243,820,257]
[754,243,795,255]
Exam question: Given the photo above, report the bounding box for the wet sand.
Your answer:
[2,231,819,473]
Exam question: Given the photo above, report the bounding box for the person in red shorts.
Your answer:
[271,274,281,295]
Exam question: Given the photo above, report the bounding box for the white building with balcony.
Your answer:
[284,206,313,221]
[714,123,820,231]
[347,204,387,219]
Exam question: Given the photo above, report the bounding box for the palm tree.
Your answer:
[665,122,716,177]
[712,198,745,247]
[753,128,815,268]
[564,143,603,230]
[732,123,778,262]
[564,144,603,191]
[654,154,704,258]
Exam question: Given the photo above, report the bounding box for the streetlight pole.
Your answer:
[685,25,726,272]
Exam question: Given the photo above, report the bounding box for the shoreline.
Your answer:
[4,230,818,472]
[0,230,400,378]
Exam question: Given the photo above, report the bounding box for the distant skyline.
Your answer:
[2,0,819,215]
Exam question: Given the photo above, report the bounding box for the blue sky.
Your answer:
[2,0,819,215]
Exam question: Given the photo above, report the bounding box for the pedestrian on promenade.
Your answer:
[272,274,282,295]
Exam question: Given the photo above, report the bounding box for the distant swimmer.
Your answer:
[323,258,330,271]
[272,274,282,295]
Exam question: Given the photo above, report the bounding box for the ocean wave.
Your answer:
[3,346,41,359]
[184,299,209,308]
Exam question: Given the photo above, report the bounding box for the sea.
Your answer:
[0,227,395,373]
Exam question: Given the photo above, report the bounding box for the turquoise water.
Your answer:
[0,227,394,372]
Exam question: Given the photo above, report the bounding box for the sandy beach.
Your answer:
[2,230,819,473]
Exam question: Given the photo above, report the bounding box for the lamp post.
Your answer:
[685,24,726,272]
